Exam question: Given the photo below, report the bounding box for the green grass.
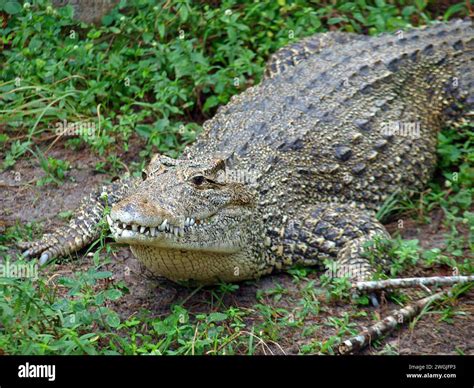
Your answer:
[0,0,473,355]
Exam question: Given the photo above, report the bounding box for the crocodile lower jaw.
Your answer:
[106,214,241,254]
[129,245,258,283]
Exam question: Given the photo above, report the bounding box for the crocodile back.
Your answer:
[187,20,473,213]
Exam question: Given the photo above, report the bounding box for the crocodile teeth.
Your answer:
[184,217,196,227]
[111,216,212,238]
[159,219,168,231]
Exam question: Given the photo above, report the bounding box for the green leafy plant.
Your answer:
[0,1,23,15]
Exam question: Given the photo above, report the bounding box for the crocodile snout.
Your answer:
[110,194,175,227]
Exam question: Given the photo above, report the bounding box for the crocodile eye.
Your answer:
[191,175,205,186]
[141,170,148,181]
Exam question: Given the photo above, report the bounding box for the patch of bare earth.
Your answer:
[1,142,472,355]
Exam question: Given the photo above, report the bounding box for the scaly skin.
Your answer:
[22,20,473,286]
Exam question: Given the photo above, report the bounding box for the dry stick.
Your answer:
[339,276,474,353]
[352,275,474,294]
[338,291,447,355]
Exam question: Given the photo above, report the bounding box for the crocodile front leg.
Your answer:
[19,178,138,265]
[278,203,391,282]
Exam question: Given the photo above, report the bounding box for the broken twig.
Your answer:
[352,275,474,293]
[339,291,447,354]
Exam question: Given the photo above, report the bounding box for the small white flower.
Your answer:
[23,2,31,9]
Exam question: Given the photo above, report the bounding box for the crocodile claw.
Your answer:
[39,253,50,266]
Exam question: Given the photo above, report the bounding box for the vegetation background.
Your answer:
[0,0,472,355]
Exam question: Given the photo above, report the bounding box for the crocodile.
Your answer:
[20,20,473,289]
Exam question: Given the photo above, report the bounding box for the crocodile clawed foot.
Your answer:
[17,221,100,266]
[18,234,58,266]
[15,181,133,268]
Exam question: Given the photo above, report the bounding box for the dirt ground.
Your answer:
[1,137,473,355]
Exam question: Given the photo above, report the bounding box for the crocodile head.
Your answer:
[108,155,261,283]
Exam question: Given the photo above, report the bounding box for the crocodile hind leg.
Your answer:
[279,203,391,283]
[264,31,368,79]
[19,178,137,265]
